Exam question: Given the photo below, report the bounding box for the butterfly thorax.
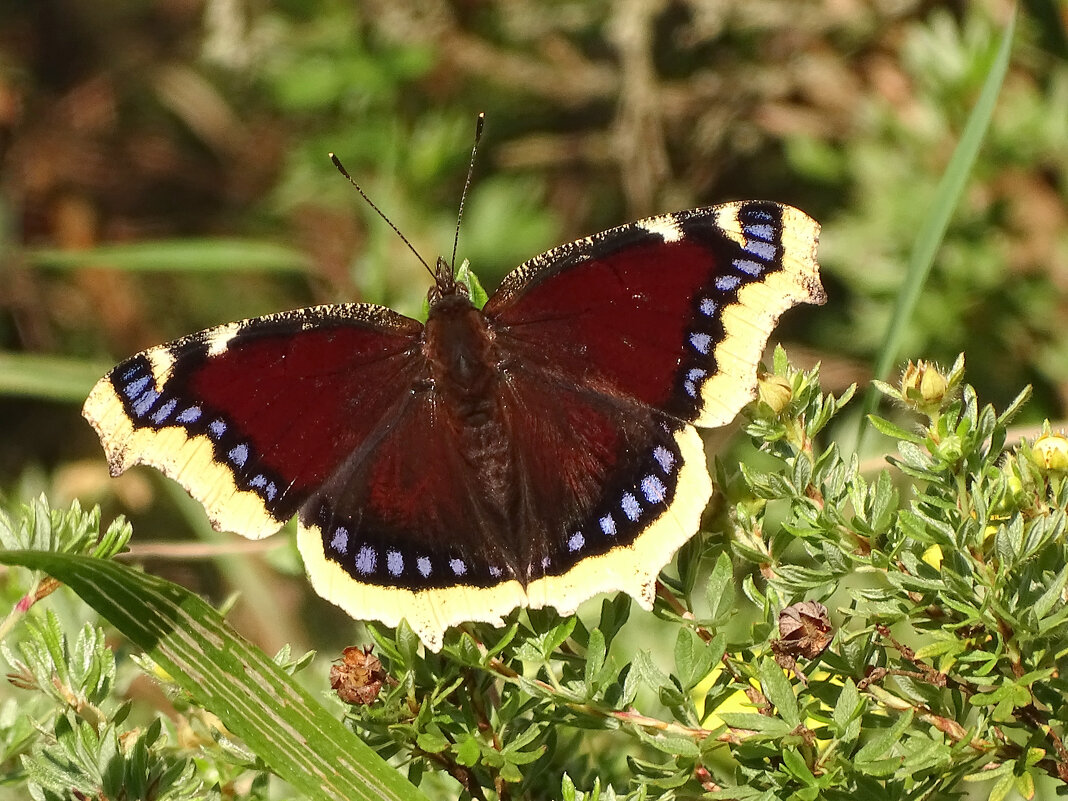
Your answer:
[423,290,517,527]
[423,292,500,428]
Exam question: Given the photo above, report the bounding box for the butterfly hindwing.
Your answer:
[295,357,712,651]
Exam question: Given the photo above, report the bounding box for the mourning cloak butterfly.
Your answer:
[83,200,823,650]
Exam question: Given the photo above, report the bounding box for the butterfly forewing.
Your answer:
[83,304,424,538]
[484,201,823,427]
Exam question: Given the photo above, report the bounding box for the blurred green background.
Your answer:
[0,0,1064,686]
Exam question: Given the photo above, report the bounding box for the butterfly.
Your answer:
[83,200,823,651]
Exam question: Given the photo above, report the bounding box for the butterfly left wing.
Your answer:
[83,304,424,538]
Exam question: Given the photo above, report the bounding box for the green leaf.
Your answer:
[415,725,450,754]
[674,629,714,692]
[859,6,1017,436]
[704,552,736,625]
[866,415,924,444]
[854,710,913,763]
[0,550,427,801]
[454,259,489,308]
[716,713,794,737]
[584,627,608,692]
[633,726,700,759]
[832,679,863,741]
[1030,564,1068,621]
[758,657,799,728]
[25,238,310,273]
[780,748,815,784]
[0,353,113,403]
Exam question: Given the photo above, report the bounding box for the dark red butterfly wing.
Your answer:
[469,200,823,621]
[484,201,824,426]
[84,304,423,538]
[295,354,710,648]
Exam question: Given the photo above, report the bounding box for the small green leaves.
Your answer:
[6,341,1066,800]
[703,552,736,626]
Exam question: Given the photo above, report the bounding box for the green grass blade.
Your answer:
[0,550,429,801]
[24,239,310,273]
[0,353,111,402]
[860,9,1017,432]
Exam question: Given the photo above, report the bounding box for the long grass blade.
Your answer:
[0,550,428,801]
[24,239,310,273]
[860,9,1017,436]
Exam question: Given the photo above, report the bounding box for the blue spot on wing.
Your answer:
[600,514,616,537]
[641,475,666,503]
[176,405,202,424]
[743,239,776,261]
[150,398,177,424]
[331,527,349,554]
[745,223,775,241]
[653,445,675,474]
[122,375,150,400]
[715,274,741,291]
[132,389,160,418]
[228,443,249,468]
[355,545,376,575]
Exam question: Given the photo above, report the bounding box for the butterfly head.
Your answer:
[428,256,468,307]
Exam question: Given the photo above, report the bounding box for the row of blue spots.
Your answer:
[119,372,161,420]
[684,367,706,398]
[734,210,780,276]
[248,473,279,502]
[116,366,206,429]
[588,443,677,547]
[115,364,281,508]
[327,523,479,582]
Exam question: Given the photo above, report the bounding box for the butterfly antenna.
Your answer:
[329,152,435,281]
[451,112,485,272]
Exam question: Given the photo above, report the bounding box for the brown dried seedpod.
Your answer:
[330,645,393,706]
[771,601,833,682]
[776,600,833,658]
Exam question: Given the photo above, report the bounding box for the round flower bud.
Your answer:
[757,373,793,414]
[1032,432,1068,474]
[900,360,948,411]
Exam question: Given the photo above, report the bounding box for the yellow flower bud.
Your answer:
[1032,432,1068,473]
[900,360,948,411]
[757,373,792,414]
